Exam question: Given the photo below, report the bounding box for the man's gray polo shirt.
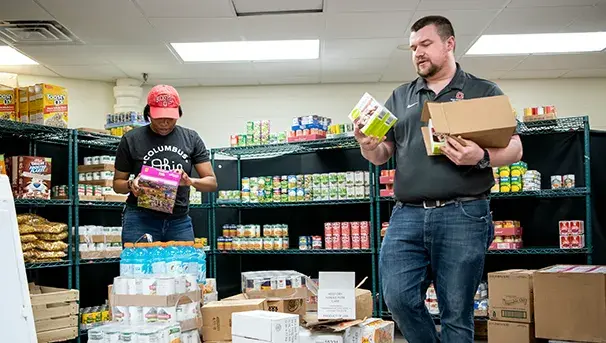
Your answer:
[385,63,505,203]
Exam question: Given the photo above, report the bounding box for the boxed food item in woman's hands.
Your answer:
[348,92,398,138]
[137,166,181,213]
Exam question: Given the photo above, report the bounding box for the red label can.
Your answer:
[351,234,361,249]
[559,235,571,249]
[341,232,351,250]
[341,222,351,236]
[360,221,370,236]
[351,221,361,235]
[324,222,333,236]
[332,233,341,249]
[361,234,370,250]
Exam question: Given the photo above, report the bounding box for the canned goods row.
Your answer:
[217,237,289,251]
[242,270,306,292]
[79,225,122,235]
[551,174,575,189]
[80,242,122,253]
[324,221,371,250]
[78,184,113,197]
[106,112,145,125]
[83,155,115,166]
[79,170,115,182]
[51,185,68,198]
[88,322,193,343]
[240,185,370,203]
[230,131,288,147]
[523,105,557,116]
[494,162,528,178]
[299,236,323,250]
[80,305,111,329]
[221,224,288,238]
[327,123,354,135]
[217,190,241,203]
[242,172,369,190]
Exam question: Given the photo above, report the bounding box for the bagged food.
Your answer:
[20,234,38,243]
[25,250,66,260]
[17,213,48,226]
[21,242,36,251]
[33,240,68,252]
[27,258,64,263]
[19,224,38,234]
[37,231,68,241]
[37,222,68,234]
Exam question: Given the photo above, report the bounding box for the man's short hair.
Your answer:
[411,15,455,41]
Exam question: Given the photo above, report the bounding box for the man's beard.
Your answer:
[416,61,440,78]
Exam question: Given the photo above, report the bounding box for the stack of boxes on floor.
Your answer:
[201,270,395,343]
[488,265,606,343]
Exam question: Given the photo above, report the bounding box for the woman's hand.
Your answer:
[130,174,143,197]
[178,170,193,187]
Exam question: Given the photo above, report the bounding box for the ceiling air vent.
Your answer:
[0,20,83,46]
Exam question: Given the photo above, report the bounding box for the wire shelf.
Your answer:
[25,260,72,269]
[76,130,121,150]
[486,247,588,255]
[190,203,211,209]
[490,187,589,199]
[0,119,71,144]
[215,249,372,255]
[517,116,587,135]
[78,201,125,209]
[212,136,360,158]
[79,258,121,264]
[217,198,371,208]
[14,198,72,206]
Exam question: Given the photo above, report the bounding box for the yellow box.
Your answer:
[0,87,17,121]
[27,85,36,123]
[29,84,68,128]
[18,87,29,123]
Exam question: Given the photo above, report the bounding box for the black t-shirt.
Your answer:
[115,125,210,216]
[385,63,507,203]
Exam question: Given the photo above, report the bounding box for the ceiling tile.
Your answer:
[117,62,257,79]
[325,0,419,12]
[0,65,59,77]
[561,69,606,78]
[454,35,480,57]
[484,6,590,34]
[515,53,606,71]
[564,2,606,32]
[417,0,509,10]
[459,56,527,72]
[323,38,400,59]
[321,73,382,83]
[252,60,321,76]
[96,45,179,64]
[500,69,569,79]
[48,64,127,81]
[322,58,389,73]
[1,0,54,20]
[232,0,322,14]
[146,78,201,87]
[238,13,325,40]
[409,9,500,36]
[149,18,241,42]
[471,70,507,80]
[37,0,161,45]
[198,76,259,86]
[506,0,600,7]
[325,11,414,39]
[16,45,110,66]
[134,0,235,18]
[258,74,321,85]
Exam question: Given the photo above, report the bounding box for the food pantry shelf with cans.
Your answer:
[217,171,371,204]
[217,224,290,251]
[491,161,577,194]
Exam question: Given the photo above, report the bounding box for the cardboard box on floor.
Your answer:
[232,310,300,343]
[488,320,535,343]
[488,269,535,323]
[201,299,268,342]
[420,95,517,156]
[299,318,395,343]
[534,265,606,343]
[223,293,306,318]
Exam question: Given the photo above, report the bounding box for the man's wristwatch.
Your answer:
[476,149,491,169]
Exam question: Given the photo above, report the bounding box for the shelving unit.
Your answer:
[376,115,593,319]
[0,119,75,279]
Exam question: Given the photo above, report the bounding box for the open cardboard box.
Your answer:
[201,299,268,342]
[304,276,373,325]
[421,95,517,156]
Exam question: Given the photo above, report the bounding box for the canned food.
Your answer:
[346,172,355,185]
[354,171,364,185]
[283,237,289,250]
[93,172,101,181]
[85,172,93,181]
[355,185,365,199]
[83,157,93,165]
[274,237,283,250]
[79,173,86,182]
[263,225,273,237]
[92,156,101,165]
[312,236,322,250]
[263,238,274,250]
[296,188,305,202]
[551,175,562,189]
[338,186,348,200]
[352,233,361,249]
[299,236,310,250]
[224,238,233,250]
[217,237,225,250]
[563,174,575,188]
[321,173,330,186]
[347,186,356,199]
[364,171,370,186]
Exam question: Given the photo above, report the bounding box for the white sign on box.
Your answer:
[232,310,299,343]
[318,272,356,320]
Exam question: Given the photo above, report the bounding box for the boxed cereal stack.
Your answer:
[29,83,68,128]
[0,85,17,121]
[558,220,585,250]
[18,86,29,122]
[7,156,52,199]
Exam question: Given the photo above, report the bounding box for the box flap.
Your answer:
[421,102,450,134]
[441,96,515,135]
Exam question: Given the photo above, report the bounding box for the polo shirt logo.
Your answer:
[456,91,465,100]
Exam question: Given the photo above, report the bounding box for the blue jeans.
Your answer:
[121,206,194,243]
[380,199,494,343]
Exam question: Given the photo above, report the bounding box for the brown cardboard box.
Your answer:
[488,320,535,343]
[420,95,517,156]
[201,299,267,342]
[534,265,606,342]
[221,292,306,317]
[488,269,535,323]
[355,289,373,320]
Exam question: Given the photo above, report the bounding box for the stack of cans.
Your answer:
[523,170,541,191]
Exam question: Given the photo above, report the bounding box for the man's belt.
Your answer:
[403,195,487,209]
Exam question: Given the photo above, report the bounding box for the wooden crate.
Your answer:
[29,284,79,343]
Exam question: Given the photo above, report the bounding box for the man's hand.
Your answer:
[354,127,385,151]
[440,136,484,166]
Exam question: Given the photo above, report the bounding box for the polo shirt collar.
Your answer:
[414,62,466,94]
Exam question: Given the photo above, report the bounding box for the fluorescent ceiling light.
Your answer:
[0,46,38,65]
[171,40,320,62]
[466,32,606,55]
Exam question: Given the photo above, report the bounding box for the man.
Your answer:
[355,16,523,342]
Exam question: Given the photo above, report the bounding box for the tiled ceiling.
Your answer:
[0,0,604,86]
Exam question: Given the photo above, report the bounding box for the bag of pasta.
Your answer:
[17,213,49,226]
[37,222,68,234]
[21,242,36,251]
[19,224,38,235]
[36,231,68,241]
[20,234,38,243]
[33,240,68,252]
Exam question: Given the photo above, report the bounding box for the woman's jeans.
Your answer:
[379,199,494,343]
[121,206,194,243]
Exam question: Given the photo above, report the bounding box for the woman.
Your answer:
[113,85,218,243]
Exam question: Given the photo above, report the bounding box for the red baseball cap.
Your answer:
[147,85,181,119]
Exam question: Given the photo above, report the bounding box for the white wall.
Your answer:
[16,75,606,149]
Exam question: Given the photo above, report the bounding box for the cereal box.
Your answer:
[18,87,29,123]
[349,92,398,139]
[29,83,68,128]
[27,85,36,123]
[8,156,52,199]
[137,166,181,214]
[0,86,17,121]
